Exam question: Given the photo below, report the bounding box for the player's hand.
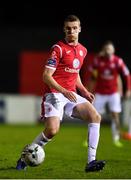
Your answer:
[62,90,77,102]
[81,90,95,103]
[125,90,131,99]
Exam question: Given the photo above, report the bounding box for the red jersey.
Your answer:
[88,55,130,94]
[44,40,87,93]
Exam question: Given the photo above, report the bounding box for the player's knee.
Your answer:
[92,112,101,123]
[97,113,101,123]
[47,126,59,137]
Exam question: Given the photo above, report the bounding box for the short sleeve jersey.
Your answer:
[44,40,87,93]
[89,55,130,94]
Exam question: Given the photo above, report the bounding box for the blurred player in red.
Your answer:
[121,74,131,140]
[87,41,131,147]
[16,15,105,172]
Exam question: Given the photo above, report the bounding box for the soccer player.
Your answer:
[121,74,131,140]
[16,15,105,172]
[86,41,131,147]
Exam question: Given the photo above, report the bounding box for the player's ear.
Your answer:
[79,26,81,32]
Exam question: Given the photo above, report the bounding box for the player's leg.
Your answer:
[111,112,123,147]
[121,99,131,140]
[32,93,65,146]
[16,93,65,170]
[109,93,123,147]
[32,117,60,146]
[122,117,131,140]
[72,100,105,172]
[82,93,106,147]
[16,117,60,170]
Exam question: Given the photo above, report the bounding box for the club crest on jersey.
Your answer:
[47,58,56,67]
[73,58,80,68]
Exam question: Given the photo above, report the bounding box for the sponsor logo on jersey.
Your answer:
[65,67,79,73]
[73,58,80,68]
[101,69,113,79]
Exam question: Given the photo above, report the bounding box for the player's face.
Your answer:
[103,44,115,57]
[64,21,81,43]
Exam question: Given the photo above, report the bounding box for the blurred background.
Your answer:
[0,1,131,125]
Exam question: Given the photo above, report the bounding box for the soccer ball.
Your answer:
[22,143,45,167]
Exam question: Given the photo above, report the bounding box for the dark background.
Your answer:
[0,1,131,93]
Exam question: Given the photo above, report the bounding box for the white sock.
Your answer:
[32,132,52,146]
[111,121,120,142]
[88,123,100,163]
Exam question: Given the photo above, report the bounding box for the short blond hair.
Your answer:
[64,15,81,25]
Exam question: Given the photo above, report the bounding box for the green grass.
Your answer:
[0,122,131,179]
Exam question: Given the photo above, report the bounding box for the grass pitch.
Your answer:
[0,122,131,179]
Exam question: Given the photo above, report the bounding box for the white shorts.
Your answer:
[93,93,121,114]
[41,92,87,121]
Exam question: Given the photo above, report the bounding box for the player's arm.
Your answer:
[117,75,123,97]
[86,57,98,93]
[118,59,131,98]
[124,74,131,98]
[76,74,95,103]
[43,67,64,93]
[43,67,77,102]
